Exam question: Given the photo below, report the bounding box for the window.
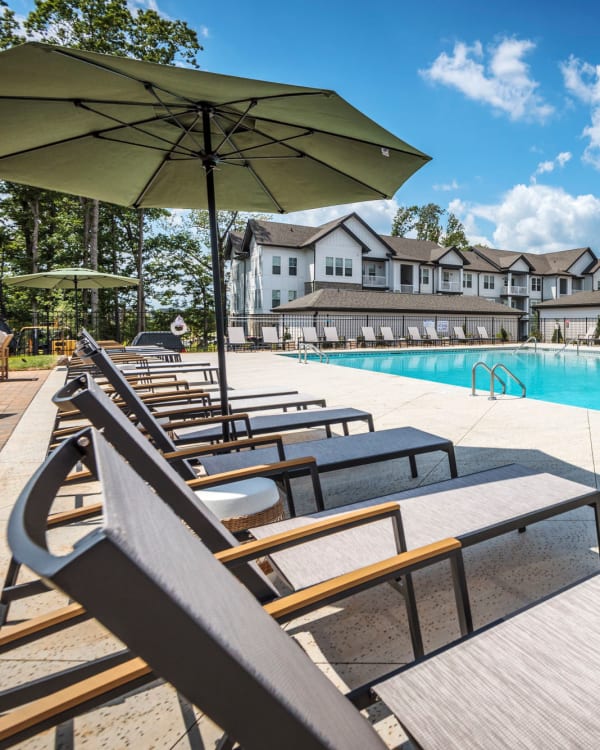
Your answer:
[442,270,451,283]
[288,290,297,302]
[325,256,334,276]
[420,268,430,285]
[559,278,568,294]
[531,277,541,292]
[326,255,351,278]
[288,257,297,276]
[463,273,472,289]
[344,258,352,277]
[272,256,281,275]
[335,258,344,276]
[483,275,495,290]
[271,289,281,308]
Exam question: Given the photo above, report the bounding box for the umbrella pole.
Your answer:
[74,276,79,335]
[203,109,230,426]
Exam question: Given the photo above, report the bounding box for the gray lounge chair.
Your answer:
[5,427,467,746]
[380,326,402,346]
[323,326,342,347]
[360,326,378,347]
[7,430,600,748]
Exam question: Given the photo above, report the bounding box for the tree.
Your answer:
[391,202,469,248]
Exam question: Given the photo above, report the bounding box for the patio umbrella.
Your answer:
[4,267,139,332]
[0,42,431,413]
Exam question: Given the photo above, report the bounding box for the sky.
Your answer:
[11,0,600,253]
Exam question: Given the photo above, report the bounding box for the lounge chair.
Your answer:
[360,326,378,347]
[301,326,320,345]
[578,324,598,344]
[477,325,494,343]
[453,325,472,344]
[7,430,600,748]
[0,331,13,380]
[407,326,428,345]
[380,326,402,346]
[262,325,288,350]
[227,326,253,351]
[424,325,449,345]
[4,427,465,746]
[323,326,342,347]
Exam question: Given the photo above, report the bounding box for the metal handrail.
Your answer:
[471,361,507,397]
[517,336,538,352]
[472,361,526,400]
[298,341,329,364]
[555,339,580,355]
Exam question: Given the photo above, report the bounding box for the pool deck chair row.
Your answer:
[6,427,600,748]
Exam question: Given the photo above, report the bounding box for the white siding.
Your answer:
[314,229,362,285]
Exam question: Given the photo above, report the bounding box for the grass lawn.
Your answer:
[9,354,59,371]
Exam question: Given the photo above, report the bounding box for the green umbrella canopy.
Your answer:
[3,268,139,290]
[0,42,431,416]
[0,43,431,211]
[4,267,139,332]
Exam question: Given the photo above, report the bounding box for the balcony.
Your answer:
[502,285,528,296]
[362,274,387,288]
[439,281,461,293]
[399,284,416,294]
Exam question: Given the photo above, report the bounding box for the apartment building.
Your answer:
[225,213,599,335]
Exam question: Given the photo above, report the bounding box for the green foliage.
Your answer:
[391,203,468,248]
[499,326,509,342]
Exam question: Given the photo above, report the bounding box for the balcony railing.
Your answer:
[439,281,461,293]
[502,285,528,296]
[362,274,387,288]
[399,284,416,294]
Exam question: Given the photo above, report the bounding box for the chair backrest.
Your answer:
[228,327,247,345]
[323,326,339,342]
[586,325,596,337]
[361,326,376,342]
[77,329,180,458]
[380,327,394,341]
[453,326,466,339]
[302,327,319,343]
[477,326,489,338]
[424,326,438,340]
[53,377,277,601]
[262,326,280,344]
[0,331,13,350]
[8,428,386,750]
[408,327,422,340]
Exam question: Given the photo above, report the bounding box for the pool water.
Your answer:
[298,347,600,411]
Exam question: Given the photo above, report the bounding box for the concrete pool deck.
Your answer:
[2,345,600,748]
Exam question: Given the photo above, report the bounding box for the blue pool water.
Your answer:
[296,347,600,411]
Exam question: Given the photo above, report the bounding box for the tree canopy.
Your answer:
[391,203,469,248]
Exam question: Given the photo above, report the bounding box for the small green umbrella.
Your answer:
[4,267,139,332]
[0,42,431,413]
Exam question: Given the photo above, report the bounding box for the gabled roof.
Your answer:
[274,288,522,315]
[380,235,444,263]
[525,247,595,275]
[471,246,535,272]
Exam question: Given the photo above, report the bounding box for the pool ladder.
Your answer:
[472,361,526,400]
[298,342,329,364]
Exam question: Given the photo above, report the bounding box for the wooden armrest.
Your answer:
[139,389,211,405]
[0,604,87,650]
[46,503,103,527]
[187,456,317,490]
[162,433,284,460]
[64,469,93,483]
[263,538,461,620]
[216,501,400,563]
[163,412,252,434]
[0,657,151,742]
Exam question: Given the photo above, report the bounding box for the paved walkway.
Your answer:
[0,370,50,451]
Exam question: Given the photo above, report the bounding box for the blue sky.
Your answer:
[12,0,600,252]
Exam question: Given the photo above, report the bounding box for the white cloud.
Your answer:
[421,37,553,122]
[452,184,600,253]
[561,56,600,168]
[433,179,460,192]
[279,199,399,235]
[531,151,571,182]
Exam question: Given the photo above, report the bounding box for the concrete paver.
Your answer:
[1,348,599,748]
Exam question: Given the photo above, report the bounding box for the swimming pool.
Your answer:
[296,347,600,411]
